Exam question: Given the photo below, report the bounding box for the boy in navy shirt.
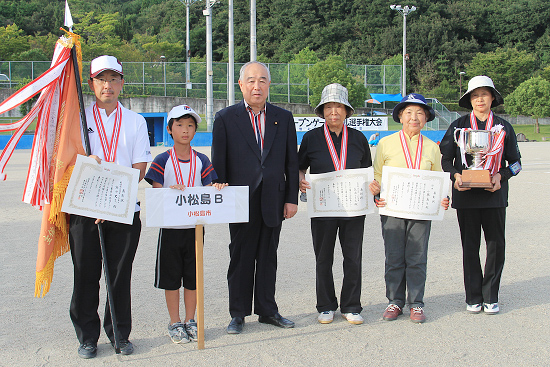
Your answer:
[145,105,226,343]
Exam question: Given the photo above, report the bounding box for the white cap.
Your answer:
[90,55,123,78]
[167,105,202,124]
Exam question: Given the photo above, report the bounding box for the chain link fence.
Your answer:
[0,61,401,106]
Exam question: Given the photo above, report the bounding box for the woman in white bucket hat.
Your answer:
[298,83,375,325]
[440,75,522,315]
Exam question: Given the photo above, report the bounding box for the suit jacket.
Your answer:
[212,100,299,227]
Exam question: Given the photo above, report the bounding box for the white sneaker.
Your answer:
[185,319,198,342]
[342,312,364,325]
[466,303,482,313]
[168,322,191,343]
[483,303,499,314]
[317,311,335,324]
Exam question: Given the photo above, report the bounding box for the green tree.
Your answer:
[505,76,550,134]
[307,55,367,110]
[290,47,319,65]
[466,47,536,96]
[0,24,30,60]
[539,65,550,82]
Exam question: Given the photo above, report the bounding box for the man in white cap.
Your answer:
[211,61,299,334]
[70,55,152,358]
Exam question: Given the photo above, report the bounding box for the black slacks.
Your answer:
[69,212,141,344]
[310,216,365,314]
[457,207,506,305]
[227,185,282,318]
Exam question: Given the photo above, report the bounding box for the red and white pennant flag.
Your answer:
[0,31,85,296]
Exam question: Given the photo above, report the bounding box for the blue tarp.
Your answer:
[369,93,403,102]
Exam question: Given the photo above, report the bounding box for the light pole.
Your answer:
[250,0,257,61]
[228,0,235,105]
[390,4,416,96]
[176,0,199,90]
[459,71,466,97]
[160,55,166,97]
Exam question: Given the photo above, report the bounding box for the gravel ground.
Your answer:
[0,142,549,366]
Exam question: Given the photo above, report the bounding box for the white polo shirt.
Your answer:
[84,101,152,211]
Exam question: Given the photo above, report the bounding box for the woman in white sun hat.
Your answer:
[440,75,522,315]
[298,83,375,325]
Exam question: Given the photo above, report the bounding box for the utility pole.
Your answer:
[203,1,215,131]
[250,0,257,61]
[228,0,235,105]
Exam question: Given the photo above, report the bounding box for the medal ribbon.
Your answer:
[399,130,423,169]
[170,147,197,187]
[323,123,348,170]
[93,102,122,162]
[483,125,506,174]
[469,111,493,131]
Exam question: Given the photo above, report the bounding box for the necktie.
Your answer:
[253,113,262,151]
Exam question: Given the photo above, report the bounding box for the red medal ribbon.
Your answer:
[93,102,122,162]
[469,111,493,131]
[399,130,423,169]
[323,123,348,170]
[169,147,196,187]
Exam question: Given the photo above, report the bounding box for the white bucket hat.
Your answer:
[314,83,355,118]
[167,104,202,124]
[90,55,123,78]
[459,75,504,109]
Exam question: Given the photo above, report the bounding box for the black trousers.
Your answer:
[69,212,141,344]
[457,208,506,305]
[310,216,365,314]
[227,186,282,318]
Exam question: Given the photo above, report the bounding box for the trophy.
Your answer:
[454,129,493,188]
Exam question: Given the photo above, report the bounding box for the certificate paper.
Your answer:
[379,166,450,221]
[306,168,374,218]
[61,155,139,224]
[145,186,249,227]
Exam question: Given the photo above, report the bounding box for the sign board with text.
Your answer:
[145,186,249,227]
[295,116,388,132]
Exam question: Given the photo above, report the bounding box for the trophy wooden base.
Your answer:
[459,170,493,188]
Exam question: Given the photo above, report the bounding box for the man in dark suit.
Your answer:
[212,61,299,334]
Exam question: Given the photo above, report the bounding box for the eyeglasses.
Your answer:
[93,77,122,85]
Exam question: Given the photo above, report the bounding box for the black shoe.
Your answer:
[258,313,295,328]
[78,342,97,359]
[111,339,134,355]
[227,317,245,334]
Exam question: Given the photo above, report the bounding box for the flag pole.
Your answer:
[71,44,122,354]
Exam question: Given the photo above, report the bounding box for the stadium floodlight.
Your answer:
[390,4,417,96]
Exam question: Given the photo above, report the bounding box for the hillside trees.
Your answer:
[466,48,536,96]
[1,0,550,106]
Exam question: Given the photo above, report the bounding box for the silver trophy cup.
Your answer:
[454,129,493,170]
